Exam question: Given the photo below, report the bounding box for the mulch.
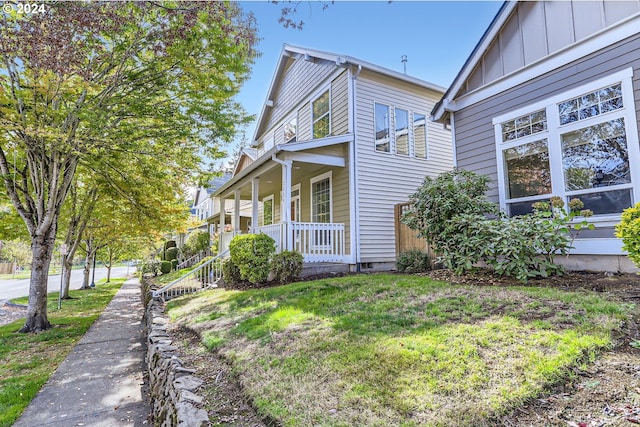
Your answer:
[0,301,27,327]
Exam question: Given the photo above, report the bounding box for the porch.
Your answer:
[219,221,347,263]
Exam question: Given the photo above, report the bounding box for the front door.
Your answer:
[291,185,301,248]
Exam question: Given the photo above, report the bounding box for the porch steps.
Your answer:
[300,262,350,278]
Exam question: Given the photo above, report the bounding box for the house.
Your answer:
[184,173,233,246]
[211,44,453,270]
[432,0,640,272]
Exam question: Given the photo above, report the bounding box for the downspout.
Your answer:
[350,65,362,271]
[450,111,457,169]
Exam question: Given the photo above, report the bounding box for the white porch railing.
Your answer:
[153,250,229,300]
[291,222,345,262]
[251,223,285,252]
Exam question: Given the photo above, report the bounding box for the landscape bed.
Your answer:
[166,273,634,426]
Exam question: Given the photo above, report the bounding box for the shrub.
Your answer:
[139,259,160,276]
[221,258,242,285]
[184,230,210,257]
[171,259,179,271]
[160,260,172,275]
[164,240,177,250]
[271,251,304,284]
[396,249,432,273]
[402,169,595,283]
[165,247,179,262]
[616,203,640,267]
[229,233,276,284]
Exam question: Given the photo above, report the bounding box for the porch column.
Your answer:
[219,197,226,230]
[219,197,226,255]
[251,178,259,232]
[233,189,241,234]
[281,160,293,251]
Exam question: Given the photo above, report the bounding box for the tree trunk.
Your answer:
[80,254,90,289]
[19,231,55,333]
[61,257,73,299]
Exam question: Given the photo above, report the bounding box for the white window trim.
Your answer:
[394,107,410,156]
[310,171,333,223]
[262,194,274,226]
[493,67,639,225]
[291,183,301,222]
[412,111,429,160]
[312,88,332,140]
[374,101,392,154]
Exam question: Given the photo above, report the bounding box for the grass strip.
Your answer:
[166,274,633,427]
[0,278,125,427]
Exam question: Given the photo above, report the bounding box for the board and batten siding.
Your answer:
[354,69,453,263]
[454,32,640,202]
[461,1,640,96]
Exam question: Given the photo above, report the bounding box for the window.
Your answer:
[558,83,623,125]
[395,108,409,156]
[501,109,547,142]
[312,90,330,139]
[413,113,427,159]
[310,172,332,248]
[311,175,331,223]
[494,69,638,218]
[375,103,390,152]
[284,117,297,143]
[263,195,274,226]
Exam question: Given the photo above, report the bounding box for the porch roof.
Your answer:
[213,133,353,199]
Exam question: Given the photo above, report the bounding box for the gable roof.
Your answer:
[432,0,640,122]
[431,1,511,122]
[253,43,446,144]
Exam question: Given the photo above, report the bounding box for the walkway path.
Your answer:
[13,278,151,427]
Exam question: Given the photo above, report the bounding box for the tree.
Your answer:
[0,2,256,332]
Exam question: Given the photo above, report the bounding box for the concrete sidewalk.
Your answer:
[14,278,151,427]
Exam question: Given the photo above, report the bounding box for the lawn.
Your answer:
[0,279,125,427]
[166,274,633,427]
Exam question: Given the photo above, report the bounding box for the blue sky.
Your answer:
[229,0,504,154]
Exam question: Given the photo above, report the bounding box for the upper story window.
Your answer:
[375,103,428,159]
[494,69,637,218]
[413,113,428,159]
[312,90,331,139]
[558,83,623,125]
[375,102,390,153]
[395,108,409,156]
[501,109,547,142]
[284,117,297,143]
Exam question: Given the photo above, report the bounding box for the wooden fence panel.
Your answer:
[394,203,434,258]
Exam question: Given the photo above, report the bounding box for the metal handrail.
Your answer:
[152,249,229,299]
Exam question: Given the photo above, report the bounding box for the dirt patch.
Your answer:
[168,325,273,427]
[170,269,640,426]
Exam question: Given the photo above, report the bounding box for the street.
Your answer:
[0,266,134,301]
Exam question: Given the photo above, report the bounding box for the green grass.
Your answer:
[0,279,125,427]
[166,274,633,427]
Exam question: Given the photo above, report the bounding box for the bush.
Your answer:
[616,203,640,267]
[229,234,276,284]
[165,247,179,262]
[271,251,304,284]
[171,259,179,271]
[402,170,594,283]
[396,249,432,273]
[184,230,210,257]
[221,258,242,285]
[139,259,160,276]
[159,260,172,275]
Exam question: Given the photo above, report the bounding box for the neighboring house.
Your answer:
[186,174,233,243]
[432,0,640,272]
[211,44,453,269]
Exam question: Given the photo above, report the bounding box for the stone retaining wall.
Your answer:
[142,276,209,426]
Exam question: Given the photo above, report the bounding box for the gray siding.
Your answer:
[355,70,452,263]
[463,1,640,95]
[454,32,640,201]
